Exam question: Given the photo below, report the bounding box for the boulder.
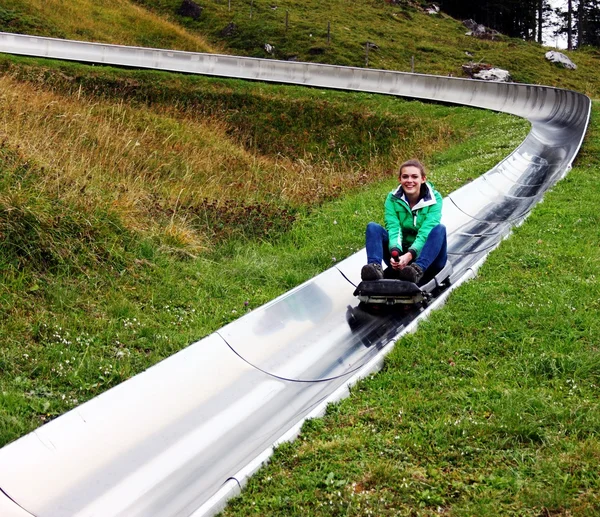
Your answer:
[463,19,500,40]
[177,0,202,20]
[545,50,577,70]
[462,62,511,82]
[474,67,511,82]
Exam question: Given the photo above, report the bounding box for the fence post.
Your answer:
[365,41,369,67]
[411,55,414,73]
[327,21,331,45]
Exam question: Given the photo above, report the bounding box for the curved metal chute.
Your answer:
[0,32,591,517]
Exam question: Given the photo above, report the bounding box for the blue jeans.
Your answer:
[365,222,447,273]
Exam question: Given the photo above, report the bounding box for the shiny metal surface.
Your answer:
[0,33,591,517]
[0,492,35,517]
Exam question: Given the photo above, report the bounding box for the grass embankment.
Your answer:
[219,106,600,516]
[0,54,506,245]
[0,0,214,52]
[3,0,600,97]
[138,0,600,97]
[0,56,527,446]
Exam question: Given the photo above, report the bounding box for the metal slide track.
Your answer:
[0,33,591,517]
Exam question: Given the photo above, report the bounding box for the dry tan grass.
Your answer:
[0,75,390,249]
[3,0,216,53]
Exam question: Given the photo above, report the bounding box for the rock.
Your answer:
[473,67,511,82]
[462,62,511,82]
[177,0,202,20]
[462,61,490,77]
[426,4,440,15]
[264,43,274,54]
[220,22,237,37]
[545,50,577,70]
[463,18,500,40]
[463,19,479,31]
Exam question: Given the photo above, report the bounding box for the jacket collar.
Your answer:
[393,182,437,210]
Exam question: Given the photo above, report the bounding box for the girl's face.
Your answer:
[399,165,425,197]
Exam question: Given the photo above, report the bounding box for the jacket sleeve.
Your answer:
[408,190,443,256]
[384,193,402,251]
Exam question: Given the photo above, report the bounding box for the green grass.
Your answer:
[218,104,600,517]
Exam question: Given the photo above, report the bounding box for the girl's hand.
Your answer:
[392,252,412,269]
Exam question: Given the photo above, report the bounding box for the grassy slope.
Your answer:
[0,0,215,51]
[0,54,511,251]
[0,0,599,514]
[2,0,600,96]
[136,0,600,96]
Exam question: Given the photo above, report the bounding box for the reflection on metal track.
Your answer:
[0,32,591,517]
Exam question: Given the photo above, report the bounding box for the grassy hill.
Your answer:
[134,0,600,94]
[2,0,600,95]
[0,0,214,51]
[1,1,599,515]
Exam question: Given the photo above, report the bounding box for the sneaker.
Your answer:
[361,262,383,281]
[397,263,424,284]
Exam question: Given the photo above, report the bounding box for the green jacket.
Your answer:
[384,181,443,258]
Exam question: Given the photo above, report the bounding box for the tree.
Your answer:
[550,0,600,48]
[568,0,573,49]
[438,0,600,48]
[577,0,600,46]
[437,0,551,42]
[538,0,544,43]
